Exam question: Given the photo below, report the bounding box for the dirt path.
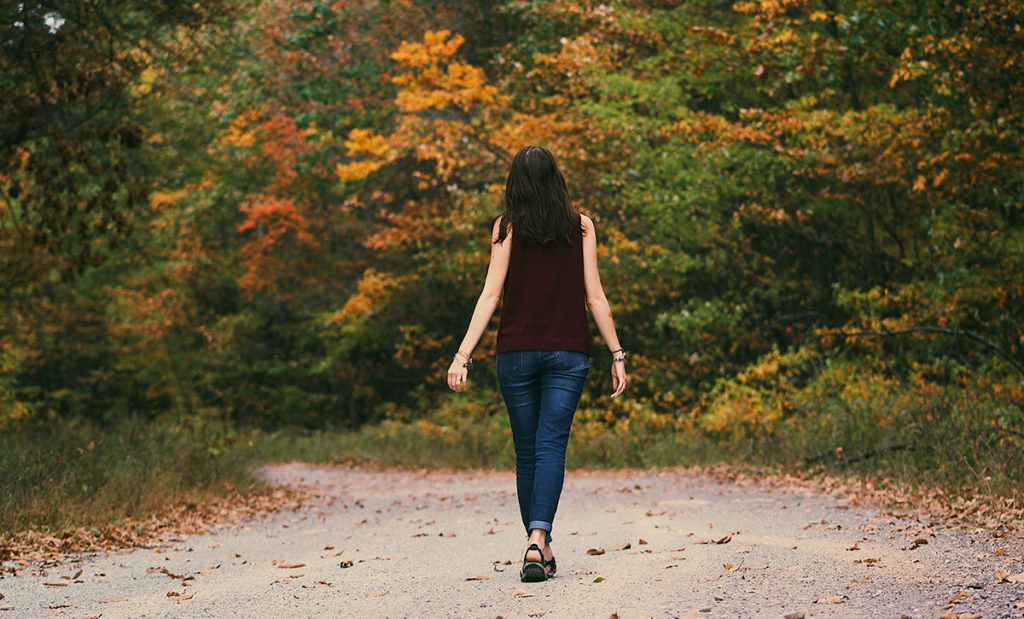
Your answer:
[1,464,1022,618]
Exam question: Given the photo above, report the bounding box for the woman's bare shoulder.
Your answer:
[580,213,595,232]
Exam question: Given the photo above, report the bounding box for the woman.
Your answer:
[446,145,627,583]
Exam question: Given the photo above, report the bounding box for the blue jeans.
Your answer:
[496,350,589,543]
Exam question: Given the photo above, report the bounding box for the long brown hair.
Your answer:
[495,145,578,246]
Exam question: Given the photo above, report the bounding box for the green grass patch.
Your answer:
[0,417,259,534]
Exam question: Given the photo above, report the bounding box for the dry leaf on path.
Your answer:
[275,562,305,569]
[714,535,732,544]
[510,588,535,598]
[43,581,68,587]
[722,563,739,571]
[1007,573,1024,583]
[846,544,860,551]
[947,591,970,604]
[527,611,546,617]
[815,594,847,604]
[586,548,605,556]
[996,568,1009,582]
[783,613,805,619]
[610,543,631,551]
[638,539,648,545]
[465,575,491,581]
[0,606,12,611]
[47,603,71,609]
[71,569,83,580]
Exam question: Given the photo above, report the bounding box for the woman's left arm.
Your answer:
[447,219,511,392]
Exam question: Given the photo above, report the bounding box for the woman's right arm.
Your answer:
[581,214,627,398]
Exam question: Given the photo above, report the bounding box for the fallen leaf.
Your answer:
[1006,573,1024,583]
[48,603,72,609]
[43,581,69,587]
[527,612,546,617]
[592,576,605,583]
[275,562,305,569]
[714,535,732,545]
[645,510,666,517]
[323,545,334,550]
[610,543,631,551]
[670,555,687,561]
[99,597,127,603]
[0,606,12,612]
[909,538,928,550]
[511,588,536,598]
[339,561,353,568]
[996,568,1009,582]
[783,613,805,619]
[851,577,870,583]
[947,591,970,604]
[846,544,860,551]
[71,569,83,580]
[586,548,605,556]
[722,563,739,572]
[638,539,648,545]
[815,595,847,604]
[465,575,491,581]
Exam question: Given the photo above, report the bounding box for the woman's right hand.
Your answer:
[611,359,627,398]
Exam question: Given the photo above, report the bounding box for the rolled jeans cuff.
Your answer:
[529,520,553,544]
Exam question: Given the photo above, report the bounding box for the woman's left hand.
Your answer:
[447,358,468,392]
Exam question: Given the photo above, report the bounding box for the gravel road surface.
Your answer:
[1,464,1022,618]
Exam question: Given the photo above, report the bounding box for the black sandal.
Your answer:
[544,554,556,577]
[520,543,547,582]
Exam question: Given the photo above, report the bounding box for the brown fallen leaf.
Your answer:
[609,543,631,551]
[71,569,83,580]
[43,581,69,587]
[465,575,492,581]
[846,544,860,551]
[783,613,805,619]
[638,539,648,545]
[48,603,72,609]
[275,562,306,569]
[815,595,847,604]
[645,510,666,517]
[586,548,605,556]
[510,588,535,598]
[99,597,127,603]
[714,535,732,544]
[722,563,739,571]
[323,545,335,550]
[947,591,970,604]
[528,612,546,617]
[909,538,928,550]
[670,555,687,561]
[1007,573,1024,584]
[996,568,1010,582]
[0,606,12,611]
[851,577,870,583]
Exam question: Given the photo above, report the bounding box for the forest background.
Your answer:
[2,0,1022,538]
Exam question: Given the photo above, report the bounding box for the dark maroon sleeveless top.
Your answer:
[496,213,591,354]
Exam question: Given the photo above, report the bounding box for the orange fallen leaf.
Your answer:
[638,539,648,545]
[510,588,535,598]
[587,548,605,556]
[610,543,631,551]
[722,563,739,571]
[714,535,732,544]
[851,577,870,583]
[947,591,970,604]
[846,544,860,551]
[276,562,305,569]
[0,606,12,611]
[465,575,491,581]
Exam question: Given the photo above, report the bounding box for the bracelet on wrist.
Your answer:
[453,351,473,369]
[612,349,627,363]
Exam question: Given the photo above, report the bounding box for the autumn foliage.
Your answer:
[1,0,1022,500]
